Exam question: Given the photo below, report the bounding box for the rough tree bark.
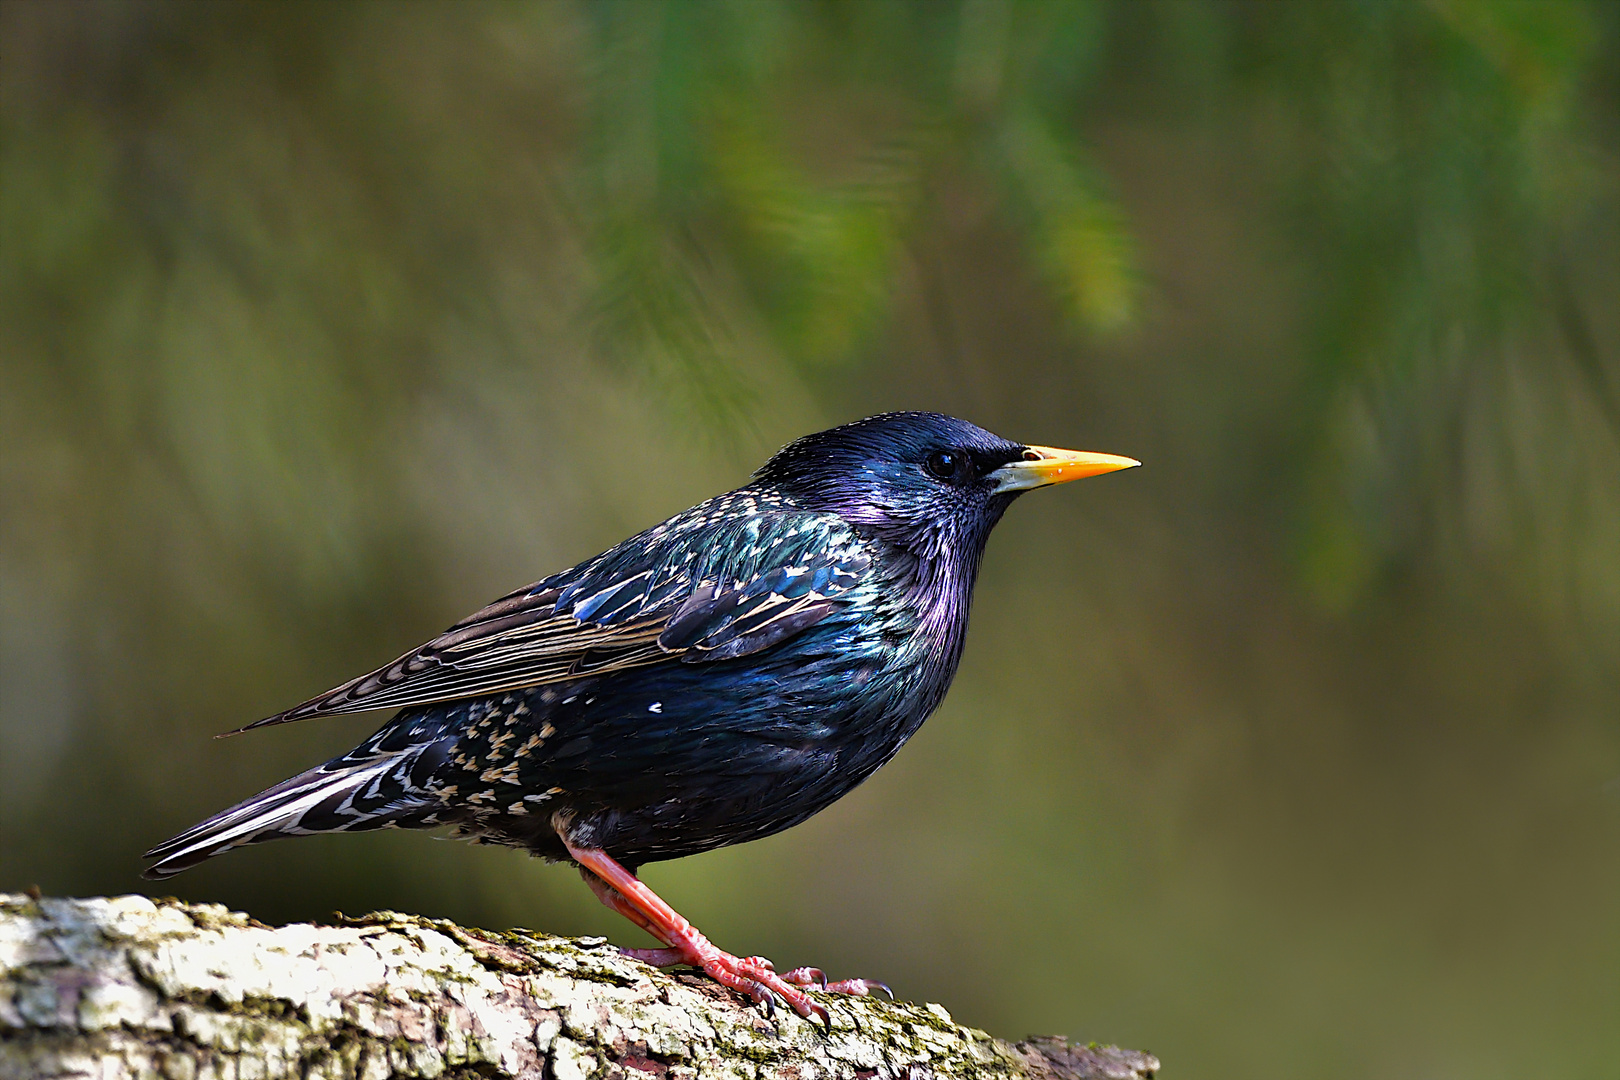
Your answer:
[0,895,1158,1080]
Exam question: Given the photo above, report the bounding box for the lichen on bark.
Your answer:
[0,894,1157,1080]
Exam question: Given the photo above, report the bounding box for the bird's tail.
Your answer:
[142,739,454,880]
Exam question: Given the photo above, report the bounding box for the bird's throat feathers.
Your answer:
[904,525,988,643]
[854,509,996,690]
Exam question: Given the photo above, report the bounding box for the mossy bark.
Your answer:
[0,894,1157,1080]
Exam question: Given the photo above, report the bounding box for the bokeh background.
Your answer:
[4,2,1618,1076]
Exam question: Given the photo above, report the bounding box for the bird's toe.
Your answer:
[700,952,831,1026]
[782,966,891,998]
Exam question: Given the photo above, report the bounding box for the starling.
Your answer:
[145,412,1137,1021]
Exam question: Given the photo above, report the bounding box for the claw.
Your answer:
[695,952,832,1024]
[782,966,828,991]
[823,977,893,998]
[782,965,891,1000]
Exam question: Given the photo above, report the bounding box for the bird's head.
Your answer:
[754,412,1137,560]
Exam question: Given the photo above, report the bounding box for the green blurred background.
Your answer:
[3,1,1618,1076]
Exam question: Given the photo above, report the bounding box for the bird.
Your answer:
[144,411,1138,1022]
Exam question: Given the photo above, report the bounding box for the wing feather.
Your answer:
[225,506,873,736]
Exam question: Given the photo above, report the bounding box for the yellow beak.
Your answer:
[988,444,1140,493]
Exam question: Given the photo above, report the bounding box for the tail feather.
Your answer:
[142,739,453,879]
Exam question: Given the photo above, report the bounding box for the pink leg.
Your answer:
[575,867,698,967]
[564,839,833,1023]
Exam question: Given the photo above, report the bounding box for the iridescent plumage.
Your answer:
[144,412,1137,1020]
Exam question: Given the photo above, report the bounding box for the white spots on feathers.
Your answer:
[479,762,520,785]
[648,702,662,714]
[484,728,516,761]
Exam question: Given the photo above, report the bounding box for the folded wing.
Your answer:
[227,510,872,734]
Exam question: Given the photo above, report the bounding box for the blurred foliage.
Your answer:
[3,3,1618,1080]
[5,0,1616,608]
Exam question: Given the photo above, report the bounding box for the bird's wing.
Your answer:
[657,554,867,662]
[226,507,872,734]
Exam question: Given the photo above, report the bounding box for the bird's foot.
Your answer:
[567,841,883,1024]
[623,943,831,1023]
[781,966,893,999]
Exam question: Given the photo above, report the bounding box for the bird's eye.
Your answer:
[925,450,965,481]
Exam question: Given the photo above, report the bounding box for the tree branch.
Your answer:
[0,894,1157,1080]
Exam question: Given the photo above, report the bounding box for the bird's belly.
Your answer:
[425,652,927,866]
[561,753,854,865]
